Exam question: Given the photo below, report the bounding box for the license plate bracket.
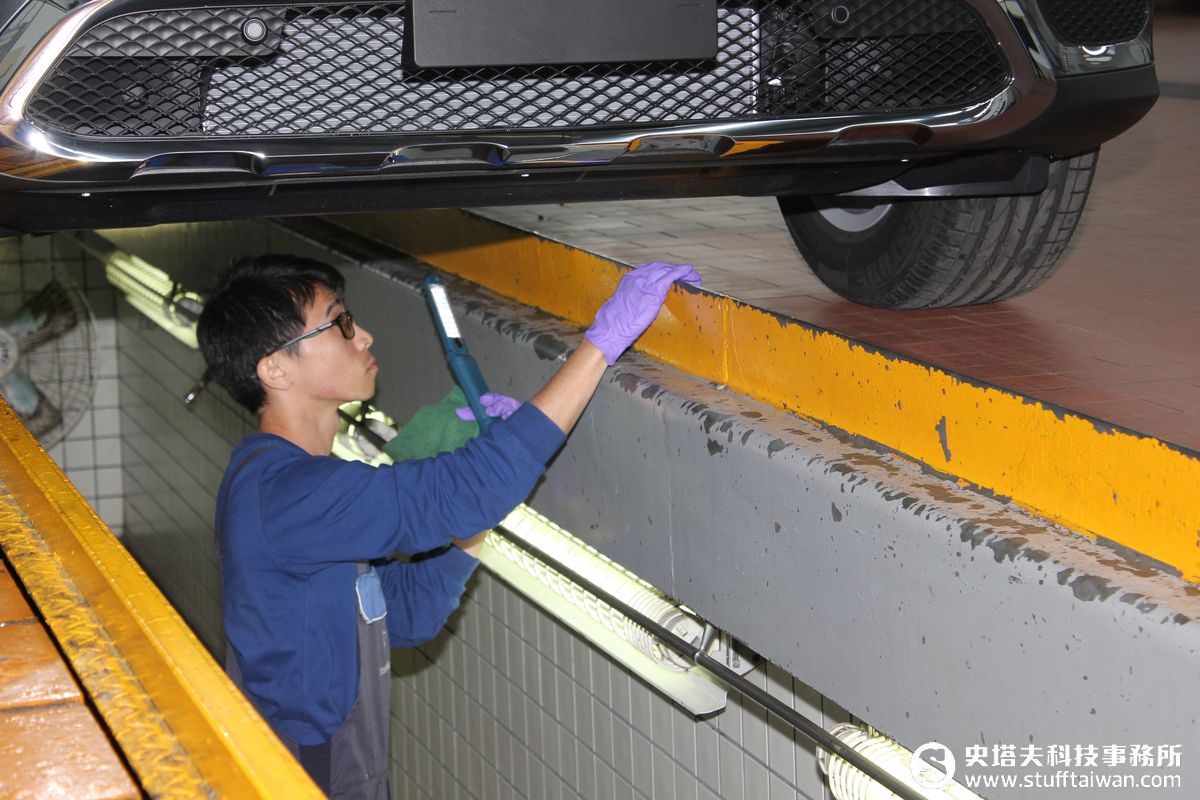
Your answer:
[406,0,718,69]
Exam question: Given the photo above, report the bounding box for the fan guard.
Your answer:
[0,279,97,448]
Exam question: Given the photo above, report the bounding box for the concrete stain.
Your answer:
[615,372,641,395]
[707,439,726,456]
[1021,548,1050,564]
[531,333,568,361]
[915,482,975,506]
[1095,555,1166,582]
[1069,574,1119,603]
[1094,536,1183,580]
[698,409,732,434]
[831,503,843,522]
[827,462,854,477]
[959,523,992,551]
[836,450,902,475]
[957,523,1055,569]
[987,536,1028,564]
[766,439,789,459]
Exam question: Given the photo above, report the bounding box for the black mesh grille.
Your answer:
[26,0,1011,139]
[1040,0,1150,47]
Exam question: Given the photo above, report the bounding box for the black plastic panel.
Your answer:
[407,0,717,68]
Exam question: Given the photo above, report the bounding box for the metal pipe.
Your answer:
[183,371,210,407]
[336,407,390,450]
[491,524,928,800]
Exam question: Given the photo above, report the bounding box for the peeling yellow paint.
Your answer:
[0,398,322,799]
[338,209,1200,582]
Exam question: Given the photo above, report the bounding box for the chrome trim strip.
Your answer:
[0,0,119,156]
[0,101,1033,184]
[996,0,1057,79]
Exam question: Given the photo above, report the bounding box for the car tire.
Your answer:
[777,151,1099,309]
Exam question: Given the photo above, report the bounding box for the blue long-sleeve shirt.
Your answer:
[215,403,565,745]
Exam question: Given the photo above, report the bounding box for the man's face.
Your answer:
[283,285,378,405]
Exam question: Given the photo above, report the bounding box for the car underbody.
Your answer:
[0,0,1159,307]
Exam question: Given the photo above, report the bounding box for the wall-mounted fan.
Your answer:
[0,279,96,447]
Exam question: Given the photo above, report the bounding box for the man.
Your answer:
[197,254,700,799]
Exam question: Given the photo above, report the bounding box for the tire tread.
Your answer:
[779,151,1098,308]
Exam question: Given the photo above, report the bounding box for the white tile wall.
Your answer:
[115,296,243,650]
[0,234,124,533]
[390,568,851,800]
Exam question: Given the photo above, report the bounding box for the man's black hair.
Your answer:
[197,254,345,413]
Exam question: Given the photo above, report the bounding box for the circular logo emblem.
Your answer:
[911,742,956,790]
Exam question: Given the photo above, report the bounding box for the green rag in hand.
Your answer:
[382,386,481,462]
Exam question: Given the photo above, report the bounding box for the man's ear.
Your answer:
[256,354,291,392]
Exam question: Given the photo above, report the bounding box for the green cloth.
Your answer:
[383,387,480,462]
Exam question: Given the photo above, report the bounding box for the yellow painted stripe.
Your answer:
[337,209,1200,581]
[0,398,322,799]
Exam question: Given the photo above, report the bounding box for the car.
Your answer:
[0,0,1157,307]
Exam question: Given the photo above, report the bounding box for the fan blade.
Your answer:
[0,370,62,439]
[2,281,80,351]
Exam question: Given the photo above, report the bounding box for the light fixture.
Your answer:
[1080,44,1115,65]
[331,401,397,467]
[819,724,984,800]
[79,237,202,349]
[483,503,748,715]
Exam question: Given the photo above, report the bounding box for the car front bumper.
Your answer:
[0,0,1158,233]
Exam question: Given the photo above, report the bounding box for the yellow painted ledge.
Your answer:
[0,398,321,799]
[336,209,1200,582]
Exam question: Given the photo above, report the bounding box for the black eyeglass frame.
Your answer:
[269,310,356,354]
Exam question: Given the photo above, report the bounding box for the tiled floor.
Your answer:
[478,6,1200,451]
[0,558,138,799]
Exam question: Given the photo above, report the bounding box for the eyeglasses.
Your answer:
[270,310,355,354]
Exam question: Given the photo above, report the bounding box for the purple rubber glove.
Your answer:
[455,392,521,422]
[584,261,702,365]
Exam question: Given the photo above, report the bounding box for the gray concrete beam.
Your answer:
[350,255,1200,798]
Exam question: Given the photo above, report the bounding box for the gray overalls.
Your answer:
[230,562,392,799]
